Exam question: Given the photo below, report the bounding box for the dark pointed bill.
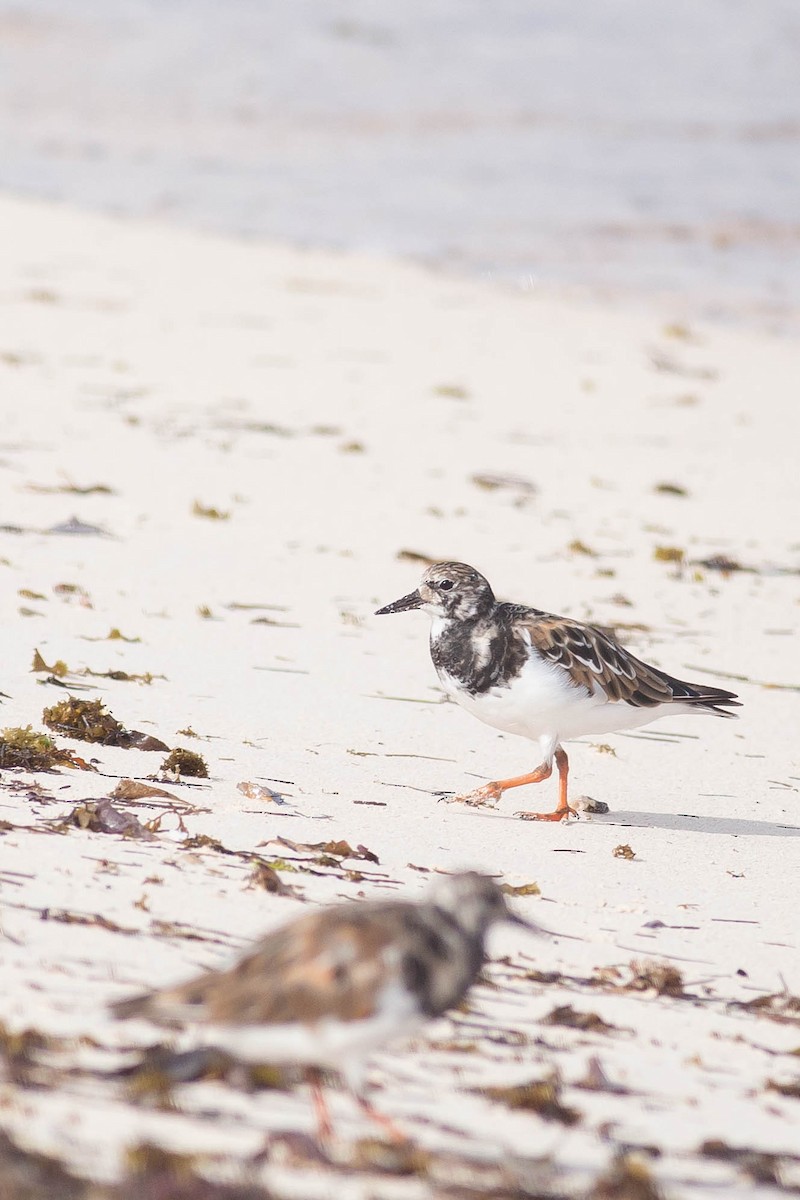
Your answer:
[375,590,423,616]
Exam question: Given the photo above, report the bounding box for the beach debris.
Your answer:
[115,1044,289,1101]
[648,349,717,380]
[56,799,155,840]
[699,1140,792,1188]
[653,545,684,563]
[730,991,800,1025]
[576,1056,631,1095]
[178,833,303,894]
[31,650,69,676]
[545,1004,618,1034]
[111,780,182,804]
[470,471,537,498]
[568,538,597,556]
[767,1077,800,1099]
[248,861,298,896]
[613,844,636,860]
[32,648,162,686]
[237,780,290,805]
[590,1152,664,1199]
[576,796,610,814]
[0,1128,88,1197]
[624,960,684,997]
[433,382,469,398]
[27,481,114,496]
[42,698,169,751]
[654,481,688,496]
[0,725,92,771]
[42,696,123,739]
[160,748,209,777]
[263,835,379,864]
[480,1070,580,1125]
[692,553,745,575]
[500,880,541,897]
[46,516,111,537]
[192,499,230,520]
[82,628,141,643]
[662,322,694,341]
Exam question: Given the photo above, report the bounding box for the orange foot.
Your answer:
[515,804,577,822]
[445,782,503,808]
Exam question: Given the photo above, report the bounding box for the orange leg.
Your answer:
[515,747,576,822]
[356,1093,409,1145]
[448,759,554,808]
[307,1068,332,1143]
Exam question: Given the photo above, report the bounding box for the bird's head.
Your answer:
[375,561,495,622]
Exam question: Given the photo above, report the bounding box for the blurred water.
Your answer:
[1,0,799,327]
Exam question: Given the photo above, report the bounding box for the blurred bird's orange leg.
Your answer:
[307,1068,332,1143]
[356,1094,409,1144]
[515,748,576,821]
[447,760,553,808]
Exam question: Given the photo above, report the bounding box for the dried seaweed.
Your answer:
[192,500,230,520]
[500,881,541,897]
[264,835,379,863]
[480,1071,580,1126]
[624,961,684,997]
[653,545,684,563]
[0,726,86,771]
[160,748,209,777]
[768,1078,800,1099]
[590,1153,664,1199]
[545,1005,618,1034]
[730,991,800,1025]
[471,472,537,496]
[42,698,168,750]
[248,862,298,896]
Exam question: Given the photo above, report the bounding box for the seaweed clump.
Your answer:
[42,698,127,745]
[161,748,209,778]
[42,698,169,751]
[481,1071,580,1126]
[0,726,74,771]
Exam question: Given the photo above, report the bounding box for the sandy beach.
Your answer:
[0,194,799,1198]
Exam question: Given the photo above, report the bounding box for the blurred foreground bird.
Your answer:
[111,871,538,1141]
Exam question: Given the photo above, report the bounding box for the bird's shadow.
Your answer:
[432,789,800,838]
[592,809,800,838]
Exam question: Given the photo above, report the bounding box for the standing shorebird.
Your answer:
[376,562,740,821]
[111,871,537,1141]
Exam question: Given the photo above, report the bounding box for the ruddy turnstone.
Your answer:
[111,871,535,1141]
[376,562,741,821]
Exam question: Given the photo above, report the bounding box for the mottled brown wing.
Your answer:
[144,904,407,1026]
[524,615,679,707]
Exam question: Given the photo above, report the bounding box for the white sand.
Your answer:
[0,194,798,1197]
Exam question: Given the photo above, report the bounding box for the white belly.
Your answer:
[438,652,681,750]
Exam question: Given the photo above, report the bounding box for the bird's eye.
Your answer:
[439,579,454,591]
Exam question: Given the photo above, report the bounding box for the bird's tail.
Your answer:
[671,679,741,717]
